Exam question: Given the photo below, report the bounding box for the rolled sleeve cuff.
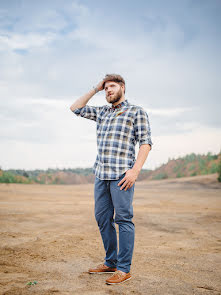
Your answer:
[139,139,153,150]
[72,107,84,115]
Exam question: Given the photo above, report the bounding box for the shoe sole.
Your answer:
[89,271,116,274]
[106,277,132,285]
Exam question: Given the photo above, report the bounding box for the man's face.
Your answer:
[104,81,124,104]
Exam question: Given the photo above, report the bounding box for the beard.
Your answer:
[106,88,122,104]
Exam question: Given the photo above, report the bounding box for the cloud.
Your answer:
[147,107,192,117]
[0,0,220,169]
[0,33,56,50]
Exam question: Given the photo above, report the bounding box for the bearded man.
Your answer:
[70,74,153,285]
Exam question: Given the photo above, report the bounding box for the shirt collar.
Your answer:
[110,99,129,110]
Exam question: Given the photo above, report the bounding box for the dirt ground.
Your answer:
[0,174,221,295]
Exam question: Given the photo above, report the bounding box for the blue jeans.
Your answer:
[94,172,135,273]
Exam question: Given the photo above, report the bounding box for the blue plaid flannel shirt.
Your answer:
[72,99,153,180]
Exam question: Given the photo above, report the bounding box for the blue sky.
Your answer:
[0,0,221,170]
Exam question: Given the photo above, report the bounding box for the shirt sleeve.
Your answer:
[72,105,104,122]
[134,108,153,149]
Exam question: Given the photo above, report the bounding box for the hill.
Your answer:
[1,152,220,184]
[143,152,220,180]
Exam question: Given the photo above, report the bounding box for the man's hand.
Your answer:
[95,80,105,92]
[117,168,139,191]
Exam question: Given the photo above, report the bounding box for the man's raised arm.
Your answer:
[70,80,105,111]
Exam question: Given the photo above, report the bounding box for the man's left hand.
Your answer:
[118,168,139,191]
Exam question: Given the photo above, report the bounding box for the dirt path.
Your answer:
[0,174,221,294]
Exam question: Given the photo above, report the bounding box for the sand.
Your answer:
[0,174,221,295]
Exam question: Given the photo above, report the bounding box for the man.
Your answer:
[70,74,153,285]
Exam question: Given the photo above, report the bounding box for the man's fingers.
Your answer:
[120,180,133,190]
[96,80,105,91]
[117,174,134,190]
[130,183,134,189]
[125,182,133,191]
[120,180,128,190]
[124,184,130,191]
[118,177,126,186]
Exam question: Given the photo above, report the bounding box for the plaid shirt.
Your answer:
[72,99,153,180]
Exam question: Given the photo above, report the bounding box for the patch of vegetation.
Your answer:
[183,153,198,164]
[208,163,218,174]
[153,173,168,180]
[198,158,206,170]
[201,168,209,175]
[6,167,94,178]
[1,151,219,183]
[189,164,196,171]
[176,172,184,178]
[173,165,180,173]
[206,152,218,161]
[190,172,197,176]
[0,171,31,184]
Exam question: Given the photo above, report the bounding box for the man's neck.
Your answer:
[112,97,125,107]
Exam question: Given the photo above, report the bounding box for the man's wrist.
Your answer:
[132,166,141,175]
[93,86,99,94]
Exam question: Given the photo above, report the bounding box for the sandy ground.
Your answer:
[0,174,221,295]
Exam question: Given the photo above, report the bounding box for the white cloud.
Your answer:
[0,0,220,170]
[1,97,220,170]
[0,33,56,50]
[146,107,192,117]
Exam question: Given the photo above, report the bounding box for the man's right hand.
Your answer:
[95,80,105,92]
[70,79,106,111]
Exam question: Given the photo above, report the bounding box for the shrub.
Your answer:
[183,153,197,164]
[173,165,180,173]
[0,172,17,183]
[191,172,197,176]
[176,172,184,178]
[189,164,195,171]
[209,163,218,174]
[0,172,31,184]
[153,173,168,180]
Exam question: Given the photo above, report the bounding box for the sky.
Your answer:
[0,0,221,171]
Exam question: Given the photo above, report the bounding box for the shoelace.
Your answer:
[110,270,124,278]
[96,263,106,269]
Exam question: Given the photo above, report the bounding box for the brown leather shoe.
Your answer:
[106,270,131,284]
[88,263,117,274]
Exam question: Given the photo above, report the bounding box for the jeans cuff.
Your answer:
[117,266,130,273]
[105,261,117,268]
